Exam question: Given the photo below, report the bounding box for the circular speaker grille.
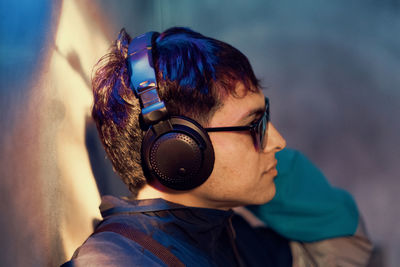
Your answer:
[149,132,202,186]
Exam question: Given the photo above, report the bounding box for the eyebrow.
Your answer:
[238,106,265,124]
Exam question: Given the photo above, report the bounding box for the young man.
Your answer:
[63,27,371,266]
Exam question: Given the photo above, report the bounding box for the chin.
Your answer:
[249,185,276,205]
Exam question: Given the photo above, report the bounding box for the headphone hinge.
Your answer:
[151,120,173,135]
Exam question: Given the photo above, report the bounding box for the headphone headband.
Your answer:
[127,32,167,126]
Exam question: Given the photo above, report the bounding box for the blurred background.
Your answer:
[0,0,399,266]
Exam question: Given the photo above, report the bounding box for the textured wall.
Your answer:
[0,0,109,265]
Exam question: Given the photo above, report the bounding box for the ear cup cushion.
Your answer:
[142,116,215,190]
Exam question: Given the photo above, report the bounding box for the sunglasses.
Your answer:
[204,97,270,151]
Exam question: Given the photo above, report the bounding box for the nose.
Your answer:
[263,122,286,153]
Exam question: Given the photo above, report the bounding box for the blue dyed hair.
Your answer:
[92,27,260,196]
[154,27,259,124]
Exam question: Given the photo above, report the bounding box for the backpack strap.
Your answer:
[93,222,185,267]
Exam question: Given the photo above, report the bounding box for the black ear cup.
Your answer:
[142,116,215,190]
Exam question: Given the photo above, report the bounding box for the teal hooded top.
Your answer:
[249,148,359,242]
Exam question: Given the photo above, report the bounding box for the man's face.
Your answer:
[192,83,286,209]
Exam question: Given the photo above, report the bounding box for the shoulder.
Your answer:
[232,210,293,267]
[62,231,166,267]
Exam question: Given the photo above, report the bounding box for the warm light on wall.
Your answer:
[47,0,110,261]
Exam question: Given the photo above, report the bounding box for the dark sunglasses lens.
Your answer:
[258,98,269,150]
[258,113,267,149]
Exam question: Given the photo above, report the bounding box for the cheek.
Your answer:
[210,132,255,158]
[211,135,260,182]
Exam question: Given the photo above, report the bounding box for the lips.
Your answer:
[265,159,278,174]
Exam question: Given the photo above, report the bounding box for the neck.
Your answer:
[136,184,230,211]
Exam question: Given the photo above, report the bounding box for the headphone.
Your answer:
[127,32,215,191]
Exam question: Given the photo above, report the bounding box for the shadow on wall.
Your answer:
[85,117,131,197]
